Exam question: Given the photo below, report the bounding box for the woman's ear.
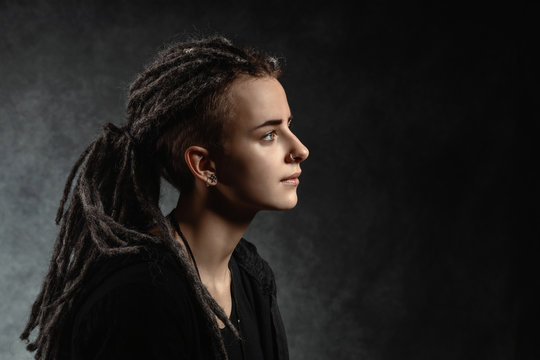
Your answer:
[184,146,218,186]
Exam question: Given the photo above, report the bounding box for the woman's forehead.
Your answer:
[226,76,290,128]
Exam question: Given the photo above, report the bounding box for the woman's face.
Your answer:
[214,76,309,211]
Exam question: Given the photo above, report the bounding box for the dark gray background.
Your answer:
[1,1,532,359]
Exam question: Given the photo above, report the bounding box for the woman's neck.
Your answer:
[172,190,255,289]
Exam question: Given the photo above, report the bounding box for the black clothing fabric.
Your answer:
[222,257,265,360]
[68,239,288,360]
[219,297,242,359]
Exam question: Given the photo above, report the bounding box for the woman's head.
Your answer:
[124,36,283,193]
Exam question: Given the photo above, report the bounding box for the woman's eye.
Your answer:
[263,131,277,141]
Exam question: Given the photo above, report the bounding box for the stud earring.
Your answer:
[206,174,217,187]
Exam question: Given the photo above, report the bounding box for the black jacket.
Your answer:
[68,239,289,360]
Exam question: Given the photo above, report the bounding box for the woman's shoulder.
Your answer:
[70,243,204,358]
[72,243,193,325]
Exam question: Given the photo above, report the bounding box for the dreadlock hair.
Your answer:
[20,35,282,360]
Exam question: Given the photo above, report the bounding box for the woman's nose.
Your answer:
[288,136,309,163]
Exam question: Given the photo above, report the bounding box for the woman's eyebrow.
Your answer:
[251,116,293,131]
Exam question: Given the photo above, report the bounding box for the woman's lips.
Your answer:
[281,171,301,185]
[281,178,300,185]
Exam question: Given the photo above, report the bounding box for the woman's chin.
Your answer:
[269,194,299,211]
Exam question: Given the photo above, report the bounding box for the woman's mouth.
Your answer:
[281,171,301,185]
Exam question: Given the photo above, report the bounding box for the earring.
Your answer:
[206,174,217,187]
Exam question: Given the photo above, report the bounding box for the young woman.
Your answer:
[20,35,308,360]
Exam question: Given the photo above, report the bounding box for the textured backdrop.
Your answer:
[1,1,530,359]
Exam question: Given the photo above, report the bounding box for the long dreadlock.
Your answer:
[20,35,282,360]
